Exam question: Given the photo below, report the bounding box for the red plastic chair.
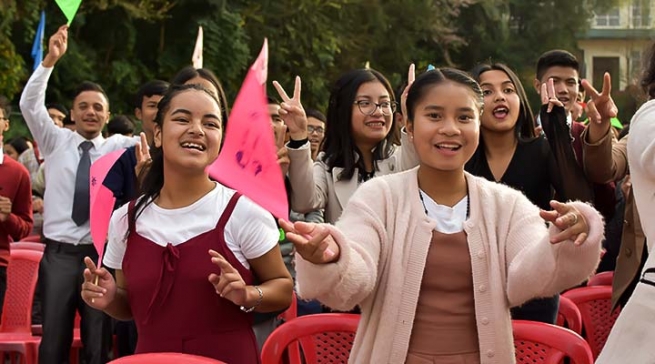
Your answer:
[108,353,227,363]
[10,243,44,253]
[278,291,298,323]
[18,236,41,244]
[587,271,613,286]
[562,286,620,359]
[0,250,44,364]
[513,320,594,364]
[556,295,583,335]
[261,313,359,364]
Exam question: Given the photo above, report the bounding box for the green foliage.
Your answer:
[1,0,628,140]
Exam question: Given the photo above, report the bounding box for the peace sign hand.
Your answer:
[401,64,416,127]
[208,250,249,306]
[540,78,564,113]
[43,25,69,67]
[279,219,340,264]
[134,132,151,179]
[581,73,618,125]
[272,77,308,141]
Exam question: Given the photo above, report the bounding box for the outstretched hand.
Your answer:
[81,257,117,310]
[401,64,416,127]
[278,219,340,264]
[272,77,308,141]
[539,201,589,245]
[43,25,69,67]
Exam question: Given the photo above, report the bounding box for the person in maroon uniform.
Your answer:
[0,99,33,317]
[81,84,292,363]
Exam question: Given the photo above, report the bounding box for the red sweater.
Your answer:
[0,156,33,266]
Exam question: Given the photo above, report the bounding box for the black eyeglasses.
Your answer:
[307,125,324,134]
[353,100,397,116]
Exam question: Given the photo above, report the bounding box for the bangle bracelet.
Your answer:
[240,285,263,313]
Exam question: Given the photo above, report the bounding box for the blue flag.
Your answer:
[31,11,46,71]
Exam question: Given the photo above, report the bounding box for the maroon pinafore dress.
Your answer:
[122,193,261,364]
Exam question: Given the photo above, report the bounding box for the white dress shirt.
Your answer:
[103,183,279,270]
[19,65,138,245]
[0,147,4,164]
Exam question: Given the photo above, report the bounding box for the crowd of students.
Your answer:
[1,23,654,363]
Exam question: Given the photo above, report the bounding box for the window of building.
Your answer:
[630,50,644,82]
[595,7,621,27]
[631,0,651,28]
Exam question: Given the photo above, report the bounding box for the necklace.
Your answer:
[419,184,471,219]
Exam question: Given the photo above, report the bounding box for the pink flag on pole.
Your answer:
[207,40,288,221]
[90,149,126,266]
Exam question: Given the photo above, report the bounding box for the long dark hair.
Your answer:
[321,68,398,181]
[171,67,229,130]
[469,63,536,140]
[130,84,221,229]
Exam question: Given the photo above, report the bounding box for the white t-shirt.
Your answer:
[103,183,279,270]
[419,190,468,234]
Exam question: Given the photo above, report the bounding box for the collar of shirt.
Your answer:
[72,131,105,150]
[0,147,4,165]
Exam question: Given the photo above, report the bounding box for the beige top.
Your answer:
[295,169,605,364]
[408,230,479,357]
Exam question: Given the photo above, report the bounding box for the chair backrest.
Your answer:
[513,320,594,364]
[108,353,227,363]
[10,242,45,252]
[261,313,359,364]
[562,286,620,359]
[0,249,43,333]
[19,235,42,243]
[586,271,613,286]
[556,295,583,335]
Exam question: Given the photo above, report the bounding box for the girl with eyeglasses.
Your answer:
[273,69,418,224]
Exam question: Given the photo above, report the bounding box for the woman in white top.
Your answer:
[80,84,292,363]
[273,69,418,224]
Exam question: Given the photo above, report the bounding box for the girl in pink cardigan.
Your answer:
[281,68,604,364]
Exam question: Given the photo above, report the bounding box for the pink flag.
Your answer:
[90,149,126,266]
[207,40,288,221]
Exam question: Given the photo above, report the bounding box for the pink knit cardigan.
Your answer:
[295,168,604,364]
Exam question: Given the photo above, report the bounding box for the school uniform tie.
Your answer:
[72,141,93,226]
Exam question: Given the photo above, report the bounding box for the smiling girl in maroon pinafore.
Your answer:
[80,84,293,363]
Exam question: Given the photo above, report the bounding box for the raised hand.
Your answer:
[43,25,69,68]
[277,147,290,176]
[0,196,11,222]
[401,64,416,127]
[81,257,117,310]
[208,250,249,306]
[134,132,151,179]
[541,78,564,113]
[582,73,618,123]
[278,219,339,264]
[272,77,308,141]
[539,201,589,245]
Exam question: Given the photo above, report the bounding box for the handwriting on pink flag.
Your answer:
[90,149,125,266]
[207,41,288,221]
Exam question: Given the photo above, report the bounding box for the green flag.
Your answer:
[55,0,82,25]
